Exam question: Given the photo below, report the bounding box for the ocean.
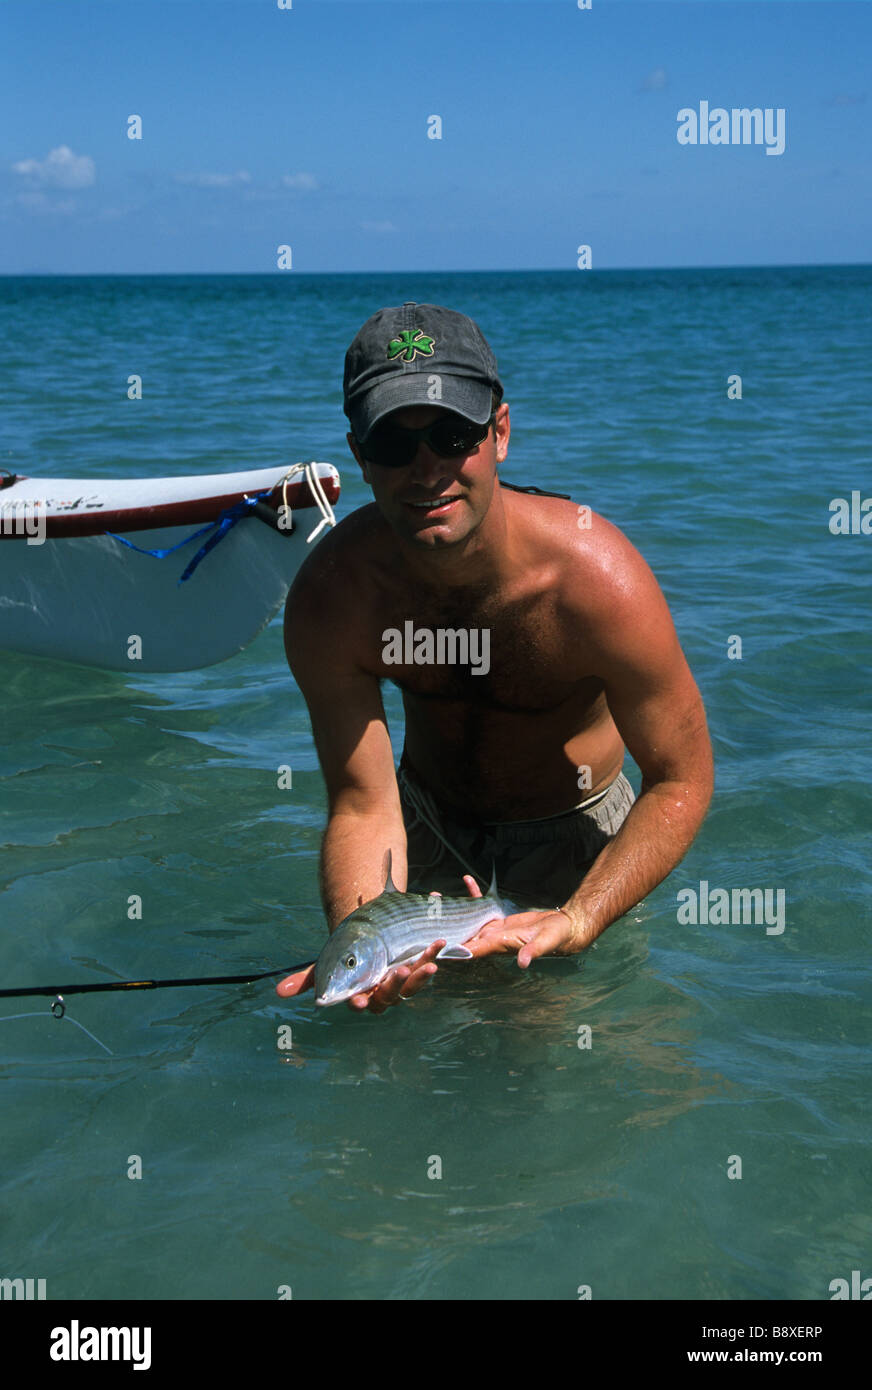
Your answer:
[0,267,869,1300]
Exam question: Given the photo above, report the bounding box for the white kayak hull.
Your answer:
[0,462,339,671]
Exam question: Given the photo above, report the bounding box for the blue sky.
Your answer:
[1,0,868,273]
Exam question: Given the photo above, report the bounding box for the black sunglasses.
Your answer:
[361,412,495,470]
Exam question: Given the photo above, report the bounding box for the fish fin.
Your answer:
[383,847,399,894]
[436,944,474,960]
[487,860,498,899]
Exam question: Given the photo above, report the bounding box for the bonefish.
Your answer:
[314,852,507,1006]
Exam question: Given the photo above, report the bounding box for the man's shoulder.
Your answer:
[509,489,666,640]
[292,502,387,581]
[284,502,390,639]
[509,488,646,584]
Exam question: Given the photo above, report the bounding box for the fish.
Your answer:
[313,851,507,1006]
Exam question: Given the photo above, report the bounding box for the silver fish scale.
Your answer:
[373,890,505,964]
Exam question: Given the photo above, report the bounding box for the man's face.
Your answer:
[349,402,509,549]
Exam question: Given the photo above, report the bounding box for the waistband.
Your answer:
[398,751,617,829]
[481,780,613,825]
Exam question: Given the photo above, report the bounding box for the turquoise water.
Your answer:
[1,269,870,1300]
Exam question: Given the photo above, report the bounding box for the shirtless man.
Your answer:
[277,303,713,1014]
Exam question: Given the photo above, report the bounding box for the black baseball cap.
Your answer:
[343,302,503,444]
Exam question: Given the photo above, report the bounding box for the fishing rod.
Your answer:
[0,960,317,1056]
[0,959,317,1004]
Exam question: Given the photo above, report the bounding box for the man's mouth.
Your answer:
[403,495,461,513]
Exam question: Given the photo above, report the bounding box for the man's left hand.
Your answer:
[459,875,588,964]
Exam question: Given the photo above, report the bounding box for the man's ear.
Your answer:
[347,431,371,485]
[494,401,510,464]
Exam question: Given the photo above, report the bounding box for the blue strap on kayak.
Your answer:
[105,489,271,584]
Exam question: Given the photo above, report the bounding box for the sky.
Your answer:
[0,0,868,273]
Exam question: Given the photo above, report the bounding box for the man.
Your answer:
[278,302,713,1014]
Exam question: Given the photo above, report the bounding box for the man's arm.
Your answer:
[281,530,408,922]
[553,534,713,953]
[469,519,713,963]
[277,540,444,1009]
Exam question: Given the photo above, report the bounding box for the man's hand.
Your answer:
[275,963,317,1000]
[347,939,444,1014]
[460,876,585,965]
[274,934,447,1015]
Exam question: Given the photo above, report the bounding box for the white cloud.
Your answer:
[172,171,318,196]
[640,67,668,92]
[14,191,77,215]
[174,170,252,188]
[360,220,396,234]
[281,172,319,190]
[12,145,95,189]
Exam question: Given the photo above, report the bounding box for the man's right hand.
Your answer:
[347,938,445,1014]
[275,938,445,1014]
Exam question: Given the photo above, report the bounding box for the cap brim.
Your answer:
[349,374,494,444]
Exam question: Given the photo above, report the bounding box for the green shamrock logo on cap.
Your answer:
[387,329,436,362]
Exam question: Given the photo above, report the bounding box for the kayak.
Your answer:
[0,461,339,671]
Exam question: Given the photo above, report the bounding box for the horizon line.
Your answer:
[1,260,870,279]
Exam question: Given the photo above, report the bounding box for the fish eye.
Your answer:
[344,954,356,969]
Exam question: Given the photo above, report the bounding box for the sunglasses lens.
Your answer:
[364,425,415,469]
[363,414,492,468]
[430,418,486,456]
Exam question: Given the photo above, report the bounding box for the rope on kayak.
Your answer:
[103,461,337,583]
[295,461,336,542]
[105,488,273,582]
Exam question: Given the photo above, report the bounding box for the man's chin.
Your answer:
[394,497,472,544]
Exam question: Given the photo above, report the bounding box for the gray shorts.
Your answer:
[397,757,636,910]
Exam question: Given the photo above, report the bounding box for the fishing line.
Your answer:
[0,1004,113,1056]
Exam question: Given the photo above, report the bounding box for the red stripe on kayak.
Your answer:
[0,473,339,541]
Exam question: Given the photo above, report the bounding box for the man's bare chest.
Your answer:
[369,586,587,713]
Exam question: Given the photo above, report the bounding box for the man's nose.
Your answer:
[407,443,451,487]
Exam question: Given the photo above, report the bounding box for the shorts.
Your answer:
[397,755,636,910]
